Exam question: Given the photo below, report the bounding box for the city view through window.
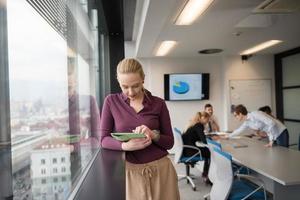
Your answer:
[6,0,100,199]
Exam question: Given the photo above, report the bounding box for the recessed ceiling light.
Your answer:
[198,49,223,54]
[175,0,214,25]
[155,41,177,56]
[240,40,282,55]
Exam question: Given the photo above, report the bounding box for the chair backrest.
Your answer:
[207,139,222,150]
[207,139,222,183]
[173,127,184,164]
[210,147,233,200]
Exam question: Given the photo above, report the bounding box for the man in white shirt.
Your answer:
[227,104,289,147]
[204,104,220,132]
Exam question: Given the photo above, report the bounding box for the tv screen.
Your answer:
[164,73,209,101]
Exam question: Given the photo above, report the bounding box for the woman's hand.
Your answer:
[121,125,160,151]
[121,137,152,151]
[133,125,157,140]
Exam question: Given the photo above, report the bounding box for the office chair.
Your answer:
[207,138,222,149]
[206,139,249,176]
[173,127,204,191]
[205,147,267,200]
[203,139,222,199]
[206,139,221,183]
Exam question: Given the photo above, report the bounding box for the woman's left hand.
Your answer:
[133,125,156,140]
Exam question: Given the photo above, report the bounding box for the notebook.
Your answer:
[111,132,146,141]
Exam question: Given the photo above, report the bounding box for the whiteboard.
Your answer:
[229,79,272,130]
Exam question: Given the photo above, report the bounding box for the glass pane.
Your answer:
[283,88,300,120]
[284,121,300,146]
[282,53,300,87]
[7,0,100,199]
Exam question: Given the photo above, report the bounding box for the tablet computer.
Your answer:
[111,132,146,141]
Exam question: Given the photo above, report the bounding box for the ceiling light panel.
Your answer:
[240,40,282,55]
[175,0,214,25]
[155,41,177,56]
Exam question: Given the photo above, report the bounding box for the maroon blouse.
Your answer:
[100,91,174,164]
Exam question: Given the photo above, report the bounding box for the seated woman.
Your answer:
[182,111,211,183]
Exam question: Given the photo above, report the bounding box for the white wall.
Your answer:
[138,55,275,132]
[222,55,275,131]
[139,57,224,132]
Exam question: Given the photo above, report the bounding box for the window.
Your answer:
[2,0,103,199]
[61,167,66,173]
[41,169,46,174]
[275,48,300,146]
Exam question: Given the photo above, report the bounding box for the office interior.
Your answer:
[0,0,300,199]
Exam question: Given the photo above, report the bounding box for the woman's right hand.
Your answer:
[121,136,152,151]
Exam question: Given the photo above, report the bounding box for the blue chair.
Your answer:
[205,147,266,200]
[206,138,249,175]
[203,139,222,199]
[207,138,222,149]
[173,127,204,191]
[206,139,222,182]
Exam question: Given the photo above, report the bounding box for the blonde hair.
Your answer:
[116,58,145,80]
[185,111,210,131]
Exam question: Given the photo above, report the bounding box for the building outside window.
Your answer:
[0,0,102,199]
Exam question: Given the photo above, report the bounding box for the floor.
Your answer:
[170,155,212,200]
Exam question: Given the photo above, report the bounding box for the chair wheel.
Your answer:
[193,187,196,191]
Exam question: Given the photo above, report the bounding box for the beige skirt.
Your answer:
[126,156,180,200]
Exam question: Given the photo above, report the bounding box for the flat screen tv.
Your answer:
[164,73,209,101]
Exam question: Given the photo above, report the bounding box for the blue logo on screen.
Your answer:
[173,81,190,94]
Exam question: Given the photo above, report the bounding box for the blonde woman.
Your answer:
[100,58,180,200]
[182,111,211,183]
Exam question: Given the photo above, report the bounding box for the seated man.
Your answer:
[204,104,220,133]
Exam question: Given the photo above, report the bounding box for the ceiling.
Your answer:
[126,0,300,57]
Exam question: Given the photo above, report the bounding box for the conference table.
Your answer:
[219,136,300,200]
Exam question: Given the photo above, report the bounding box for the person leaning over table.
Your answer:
[256,105,275,138]
[225,104,289,148]
[100,58,180,200]
[258,105,273,117]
